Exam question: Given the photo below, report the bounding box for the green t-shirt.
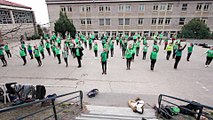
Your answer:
[153,45,159,53]
[132,43,136,54]
[89,39,92,44]
[57,38,61,44]
[125,48,132,59]
[150,51,158,60]
[173,44,178,50]
[34,49,40,57]
[176,49,183,57]
[76,48,80,56]
[143,46,148,52]
[27,45,32,51]
[101,52,107,62]
[0,49,4,55]
[136,41,141,48]
[55,48,60,55]
[133,35,137,40]
[93,44,98,51]
[188,46,193,53]
[45,42,51,48]
[207,49,213,58]
[19,49,26,57]
[4,45,9,51]
[159,33,163,39]
[110,41,114,49]
[21,44,26,49]
[62,51,68,58]
[116,37,119,41]
[39,45,44,52]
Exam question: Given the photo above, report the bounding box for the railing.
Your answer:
[0,90,83,120]
[158,94,213,120]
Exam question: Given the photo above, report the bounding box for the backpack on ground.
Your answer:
[87,89,99,98]
[36,85,46,100]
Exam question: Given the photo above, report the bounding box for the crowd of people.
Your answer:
[0,32,213,74]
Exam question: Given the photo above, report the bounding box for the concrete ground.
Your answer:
[0,39,212,108]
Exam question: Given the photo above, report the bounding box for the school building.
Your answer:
[46,0,213,38]
[0,0,37,41]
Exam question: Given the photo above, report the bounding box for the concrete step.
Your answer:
[76,105,158,120]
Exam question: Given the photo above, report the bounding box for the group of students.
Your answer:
[0,32,213,74]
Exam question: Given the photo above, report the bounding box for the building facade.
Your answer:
[46,0,213,38]
[0,0,37,41]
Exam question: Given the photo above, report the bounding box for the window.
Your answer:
[167,3,173,11]
[182,4,188,11]
[13,11,33,23]
[196,3,203,11]
[179,18,185,25]
[152,18,157,25]
[99,6,104,12]
[81,19,85,25]
[126,5,131,12]
[139,5,145,11]
[61,6,66,12]
[81,6,85,12]
[165,18,171,25]
[86,6,91,12]
[99,19,104,26]
[125,18,130,25]
[138,18,143,25]
[160,4,166,11]
[153,5,158,11]
[105,18,110,25]
[0,10,12,24]
[67,7,72,12]
[201,17,208,24]
[106,6,111,11]
[119,18,123,25]
[204,3,210,11]
[119,5,124,12]
[87,18,91,25]
[158,18,164,25]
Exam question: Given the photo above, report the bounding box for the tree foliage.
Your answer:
[54,11,76,38]
[179,19,211,39]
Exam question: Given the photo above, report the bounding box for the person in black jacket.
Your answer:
[75,42,84,68]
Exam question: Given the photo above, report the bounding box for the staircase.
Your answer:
[76,105,159,120]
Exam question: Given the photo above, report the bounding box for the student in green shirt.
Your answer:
[21,43,27,55]
[56,36,61,49]
[164,38,169,50]
[62,47,68,67]
[76,43,84,68]
[93,42,98,58]
[4,43,12,58]
[89,38,93,50]
[152,41,159,53]
[132,41,137,61]
[122,39,127,59]
[55,46,61,64]
[0,47,7,67]
[34,46,42,67]
[174,43,187,69]
[19,47,27,66]
[27,43,33,59]
[101,48,108,74]
[205,46,213,68]
[45,40,51,56]
[116,36,119,46]
[166,42,173,60]
[51,43,56,57]
[150,48,158,71]
[39,43,45,59]
[172,42,179,59]
[142,43,149,60]
[125,44,133,70]
[187,43,194,61]
[136,39,141,56]
[159,32,163,45]
[110,40,114,57]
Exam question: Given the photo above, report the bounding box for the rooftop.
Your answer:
[0,0,31,9]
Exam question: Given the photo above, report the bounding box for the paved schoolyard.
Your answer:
[0,39,212,107]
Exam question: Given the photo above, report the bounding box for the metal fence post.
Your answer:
[80,91,83,110]
[51,99,58,120]
[158,95,162,110]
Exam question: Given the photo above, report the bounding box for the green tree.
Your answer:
[54,11,76,38]
[179,18,211,39]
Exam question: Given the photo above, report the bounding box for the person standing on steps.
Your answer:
[19,47,27,66]
[4,43,12,58]
[204,46,213,68]
[125,44,133,70]
[166,42,173,60]
[55,46,61,64]
[62,47,68,67]
[39,43,45,59]
[27,43,33,59]
[150,48,158,71]
[142,43,148,60]
[0,47,7,67]
[76,43,84,68]
[100,48,108,74]
[174,43,187,69]
[34,46,42,67]
[187,43,194,61]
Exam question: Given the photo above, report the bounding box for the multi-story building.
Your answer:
[46,0,213,38]
[0,0,37,41]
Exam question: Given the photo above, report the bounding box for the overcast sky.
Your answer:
[8,0,50,26]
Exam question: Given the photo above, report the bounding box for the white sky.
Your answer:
[8,0,50,26]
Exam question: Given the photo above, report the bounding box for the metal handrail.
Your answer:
[0,90,83,120]
[158,94,213,120]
